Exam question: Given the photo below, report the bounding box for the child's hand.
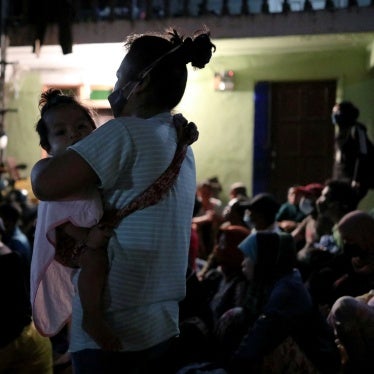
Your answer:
[173,113,199,145]
[85,224,113,248]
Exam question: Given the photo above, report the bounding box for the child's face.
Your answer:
[287,187,297,204]
[44,105,95,156]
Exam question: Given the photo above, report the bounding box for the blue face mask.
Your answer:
[243,209,254,229]
[108,88,127,118]
[299,197,314,215]
[108,80,143,117]
[332,113,342,126]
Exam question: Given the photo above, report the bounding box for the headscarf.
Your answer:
[240,231,296,284]
[239,232,297,323]
[337,210,374,253]
[238,232,257,263]
[254,231,296,283]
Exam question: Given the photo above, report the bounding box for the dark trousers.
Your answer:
[71,337,178,374]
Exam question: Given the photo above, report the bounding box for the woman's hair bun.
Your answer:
[175,29,216,69]
[189,33,216,69]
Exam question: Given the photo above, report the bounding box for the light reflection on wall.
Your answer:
[6,43,125,99]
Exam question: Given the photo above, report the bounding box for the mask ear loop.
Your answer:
[123,81,141,102]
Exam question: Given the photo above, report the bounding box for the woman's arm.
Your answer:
[31,149,99,201]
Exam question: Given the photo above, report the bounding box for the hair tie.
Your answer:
[180,37,193,65]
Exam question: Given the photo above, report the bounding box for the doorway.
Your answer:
[253,80,337,202]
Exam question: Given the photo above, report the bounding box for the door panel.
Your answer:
[268,81,336,201]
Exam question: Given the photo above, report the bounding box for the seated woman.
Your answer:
[327,210,374,373]
[327,292,374,374]
[213,231,341,374]
[333,210,374,299]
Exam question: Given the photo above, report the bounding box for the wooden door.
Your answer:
[268,80,336,201]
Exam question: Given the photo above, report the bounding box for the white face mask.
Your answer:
[108,87,127,117]
[299,197,314,215]
[108,80,142,118]
[243,209,253,229]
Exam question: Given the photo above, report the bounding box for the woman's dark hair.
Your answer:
[123,27,216,110]
[35,88,96,153]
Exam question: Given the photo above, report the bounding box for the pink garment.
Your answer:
[30,191,103,336]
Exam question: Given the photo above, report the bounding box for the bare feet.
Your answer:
[82,314,122,351]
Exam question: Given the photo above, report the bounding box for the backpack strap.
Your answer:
[352,124,371,187]
[355,125,368,155]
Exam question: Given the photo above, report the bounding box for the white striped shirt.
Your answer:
[68,112,196,352]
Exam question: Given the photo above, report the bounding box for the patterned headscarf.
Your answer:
[337,210,374,273]
[337,210,374,253]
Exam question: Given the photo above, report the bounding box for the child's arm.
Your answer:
[54,222,90,268]
[58,222,90,243]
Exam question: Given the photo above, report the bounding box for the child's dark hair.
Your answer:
[124,27,216,110]
[35,88,96,153]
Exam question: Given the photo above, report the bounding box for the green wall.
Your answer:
[4,45,374,211]
[4,72,43,198]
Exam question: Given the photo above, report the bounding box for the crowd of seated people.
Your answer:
[2,172,371,373]
[0,193,54,372]
[0,190,70,373]
[176,177,372,374]
[3,100,373,373]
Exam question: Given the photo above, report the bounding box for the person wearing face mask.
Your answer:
[298,194,314,216]
[304,179,361,313]
[31,28,216,374]
[239,192,281,233]
[331,101,374,201]
[291,183,334,260]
